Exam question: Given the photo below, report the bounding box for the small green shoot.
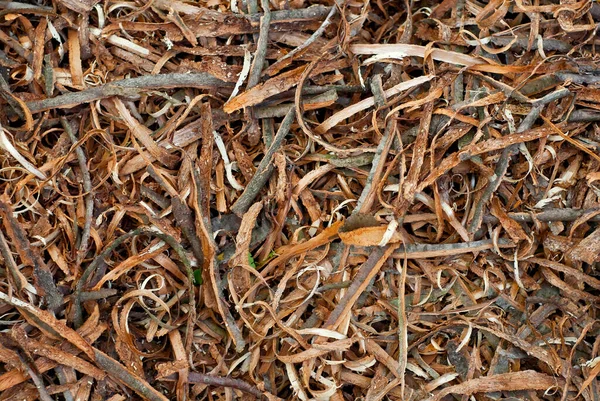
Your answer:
[193,269,203,285]
[248,252,256,269]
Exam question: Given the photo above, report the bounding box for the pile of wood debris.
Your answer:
[0,0,600,400]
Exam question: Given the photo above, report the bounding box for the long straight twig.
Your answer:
[324,245,397,330]
[244,0,272,145]
[0,197,62,309]
[354,75,395,214]
[61,117,93,267]
[245,4,331,23]
[246,0,271,89]
[397,256,408,399]
[231,108,295,216]
[485,208,600,223]
[568,110,600,122]
[467,135,520,235]
[343,209,600,225]
[264,3,337,76]
[93,349,168,401]
[14,347,53,401]
[389,238,514,259]
[26,73,232,113]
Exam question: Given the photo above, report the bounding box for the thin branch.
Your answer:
[484,208,600,223]
[26,73,232,113]
[568,109,600,122]
[354,75,395,214]
[231,108,295,216]
[390,238,514,259]
[246,0,271,89]
[172,196,204,267]
[324,245,397,331]
[0,196,62,309]
[61,117,93,267]
[14,347,54,401]
[264,3,338,76]
[93,349,168,401]
[246,4,331,23]
[468,86,571,234]
[162,372,265,399]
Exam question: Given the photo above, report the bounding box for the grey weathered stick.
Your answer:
[391,238,513,259]
[397,251,408,399]
[468,141,519,235]
[299,84,364,95]
[231,108,295,216]
[532,87,571,107]
[568,110,600,122]
[474,73,532,104]
[555,72,600,85]
[0,197,63,310]
[61,118,93,267]
[247,0,271,88]
[78,288,118,301]
[265,3,337,75]
[246,4,330,23]
[140,185,170,209]
[483,208,600,224]
[261,117,274,148]
[324,245,396,330]
[146,165,177,197]
[93,349,168,401]
[162,372,265,398]
[354,75,394,214]
[0,29,31,62]
[26,73,232,113]
[244,0,272,145]
[468,87,571,234]
[491,36,571,53]
[14,347,53,401]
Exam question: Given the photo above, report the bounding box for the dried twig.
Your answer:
[61,117,93,267]
[265,3,338,75]
[324,245,397,331]
[0,197,62,309]
[26,73,232,113]
[12,346,54,401]
[483,208,600,223]
[231,108,295,216]
[163,372,265,398]
[93,349,168,401]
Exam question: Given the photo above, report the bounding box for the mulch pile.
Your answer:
[1,0,600,400]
